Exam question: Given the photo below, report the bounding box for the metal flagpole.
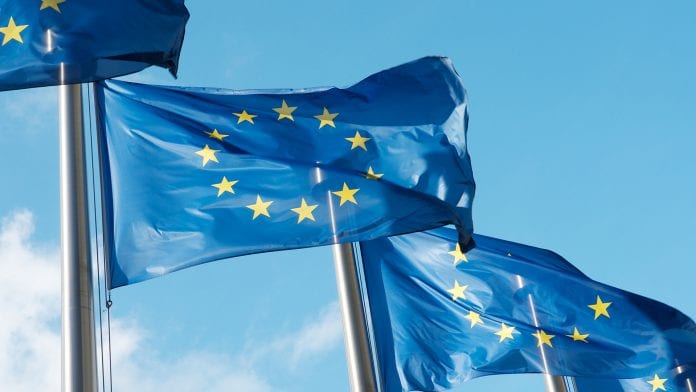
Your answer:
[515,273,573,392]
[545,375,570,392]
[318,164,377,392]
[333,242,378,392]
[60,80,98,392]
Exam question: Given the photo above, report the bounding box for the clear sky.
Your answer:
[0,0,694,391]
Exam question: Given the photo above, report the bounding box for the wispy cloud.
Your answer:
[286,301,342,366]
[0,210,343,391]
[110,318,277,392]
[247,301,343,370]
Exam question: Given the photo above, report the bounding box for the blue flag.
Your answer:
[575,370,696,392]
[0,0,188,90]
[360,227,696,391]
[96,57,475,288]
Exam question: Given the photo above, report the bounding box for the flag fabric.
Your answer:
[96,57,475,288]
[360,227,696,392]
[0,0,189,91]
[575,369,696,392]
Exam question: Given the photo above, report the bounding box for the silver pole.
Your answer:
[545,375,570,392]
[333,242,378,392]
[60,83,98,392]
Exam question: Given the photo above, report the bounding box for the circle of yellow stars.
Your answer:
[192,100,384,222]
[443,242,615,346]
[440,243,671,388]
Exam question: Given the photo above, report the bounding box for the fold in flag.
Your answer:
[0,0,189,90]
[361,227,696,392]
[96,57,475,288]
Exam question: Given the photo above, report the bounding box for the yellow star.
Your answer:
[206,129,228,141]
[566,327,589,343]
[40,0,66,12]
[246,195,273,219]
[233,110,257,124]
[464,311,483,328]
[447,280,468,301]
[291,198,318,223]
[0,17,28,46]
[314,107,339,129]
[331,183,359,206]
[532,330,555,348]
[647,374,667,392]
[212,176,238,197]
[448,243,468,266]
[345,131,371,151]
[588,295,612,320]
[365,166,383,180]
[195,145,220,166]
[495,323,516,343]
[272,100,297,121]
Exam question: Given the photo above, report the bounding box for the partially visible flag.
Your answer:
[360,227,696,391]
[0,0,189,90]
[575,366,696,392]
[96,57,475,288]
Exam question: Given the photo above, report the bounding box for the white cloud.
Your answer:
[0,210,60,392]
[0,210,343,391]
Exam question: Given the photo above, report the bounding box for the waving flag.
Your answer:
[96,57,475,287]
[0,0,189,90]
[360,227,696,391]
[575,368,696,392]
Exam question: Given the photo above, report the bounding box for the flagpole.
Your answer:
[545,375,571,392]
[333,242,378,392]
[60,81,98,392]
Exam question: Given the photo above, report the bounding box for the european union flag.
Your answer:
[575,367,696,392]
[96,57,475,288]
[0,0,188,90]
[361,227,696,391]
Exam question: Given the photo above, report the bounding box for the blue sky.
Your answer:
[0,0,694,390]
